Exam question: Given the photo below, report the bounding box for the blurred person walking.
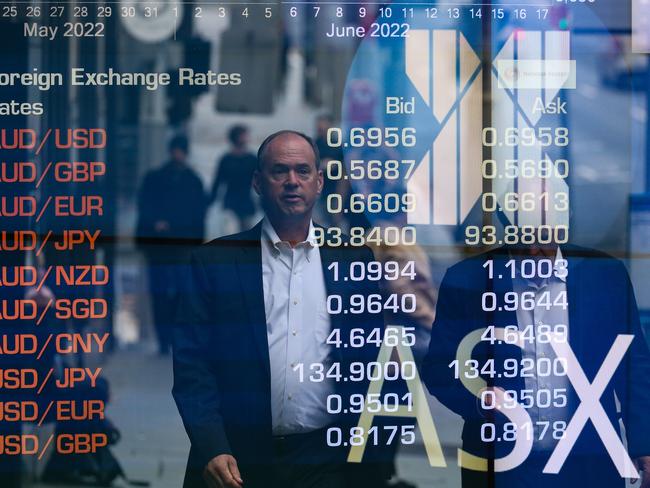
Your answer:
[209,125,258,232]
[136,134,207,355]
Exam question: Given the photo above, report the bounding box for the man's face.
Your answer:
[253,134,323,222]
[236,131,249,149]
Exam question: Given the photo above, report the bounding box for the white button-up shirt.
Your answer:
[261,218,335,435]
[511,248,570,451]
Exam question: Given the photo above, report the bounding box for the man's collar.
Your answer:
[261,217,316,259]
[510,247,567,284]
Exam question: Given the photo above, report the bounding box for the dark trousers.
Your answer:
[242,427,393,488]
[242,428,347,488]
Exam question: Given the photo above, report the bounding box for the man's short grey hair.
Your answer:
[256,130,321,170]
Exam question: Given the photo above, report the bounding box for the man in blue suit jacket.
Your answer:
[422,244,650,487]
[173,131,385,488]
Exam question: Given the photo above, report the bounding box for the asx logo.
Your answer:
[350,327,639,479]
[405,29,573,229]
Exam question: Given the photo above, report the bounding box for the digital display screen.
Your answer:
[0,1,649,487]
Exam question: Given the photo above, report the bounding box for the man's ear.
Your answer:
[317,169,324,195]
[252,170,262,196]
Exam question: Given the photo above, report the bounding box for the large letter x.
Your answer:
[544,334,638,478]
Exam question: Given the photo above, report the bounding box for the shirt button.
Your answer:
[290,362,295,368]
[292,330,297,336]
[288,394,293,400]
[293,300,298,305]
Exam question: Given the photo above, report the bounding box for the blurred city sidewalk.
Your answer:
[26,349,188,488]
[24,345,462,487]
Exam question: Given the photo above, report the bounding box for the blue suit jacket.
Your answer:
[172,222,383,487]
[422,245,650,479]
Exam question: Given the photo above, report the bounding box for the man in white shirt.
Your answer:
[261,217,336,436]
[509,247,572,454]
[173,131,384,488]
